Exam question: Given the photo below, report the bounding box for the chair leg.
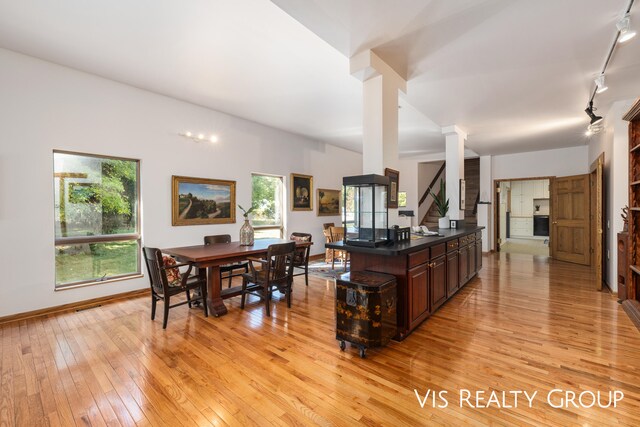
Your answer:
[162,297,170,329]
[151,294,157,320]
[332,250,336,270]
[287,283,292,308]
[265,284,271,317]
[240,280,247,309]
[304,268,309,286]
[185,289,192,307]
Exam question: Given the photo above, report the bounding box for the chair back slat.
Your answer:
[143,247,169,295]
[290,232,312,266]
[204,234,232,245]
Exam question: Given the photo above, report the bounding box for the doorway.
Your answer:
[495,177,552,257]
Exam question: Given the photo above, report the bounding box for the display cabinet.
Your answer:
[343,174,389,247]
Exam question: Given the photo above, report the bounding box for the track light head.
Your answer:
[617,13,637,43]
[585,101,604,126]
[594,74,608,93]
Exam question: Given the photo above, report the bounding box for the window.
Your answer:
[54,151,140,288]
[251,174,284,239]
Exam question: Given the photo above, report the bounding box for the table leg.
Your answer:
[206,265,228,316]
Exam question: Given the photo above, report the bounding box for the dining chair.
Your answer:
[240,242,296,317]
[143,247,208,329]
[204,234,249,288]
[328,226,349,271]
[289,232,312,286]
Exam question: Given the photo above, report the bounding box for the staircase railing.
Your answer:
[418,162,446,207]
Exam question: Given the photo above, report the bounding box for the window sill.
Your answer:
[55,273,144,291]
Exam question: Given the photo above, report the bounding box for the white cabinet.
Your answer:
[510,217,533,237]
[533,180,550,199]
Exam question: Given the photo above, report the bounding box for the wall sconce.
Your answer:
[179,131,219,143]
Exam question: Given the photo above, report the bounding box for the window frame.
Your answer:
[53,150,142,290]
[251,173,284,239]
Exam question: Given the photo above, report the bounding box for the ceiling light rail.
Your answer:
[179,131,219,143]
[585,0,635,135]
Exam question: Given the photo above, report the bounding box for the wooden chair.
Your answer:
[204,234,249,287]
[143,247,208,329]
[241,242,296,317]
[322,223,334,263]
[329,226,349,271]
[289,232,312,286]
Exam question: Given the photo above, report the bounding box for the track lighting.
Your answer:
[585,101,603,126]
[594,74,608,93]
[179,131,219,143]
[617,13,637,43]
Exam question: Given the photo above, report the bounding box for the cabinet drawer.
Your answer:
[476,231,482,240]
[408,249,429,268]
[430,243,446,259]
[446,239,459,252]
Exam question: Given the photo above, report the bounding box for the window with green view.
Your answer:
[251,174,284,239]
[53,151,140,288]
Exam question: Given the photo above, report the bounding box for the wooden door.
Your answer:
[590,154,604,291]
[408,264,430,328]
[459,244,469,286]
[430,256,447,310]
[551,174,591,265]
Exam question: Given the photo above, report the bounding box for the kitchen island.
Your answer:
[327,226,484,340]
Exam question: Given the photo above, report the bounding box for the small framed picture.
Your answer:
[450,220,458,229]
[291,173,313,211]
[459,179,466,210]
[385,168,399,209]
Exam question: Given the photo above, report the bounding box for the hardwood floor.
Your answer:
[1,253,639,426]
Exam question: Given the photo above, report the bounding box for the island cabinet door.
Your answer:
[447,251,459,296]
[430,255,447,310]
[458,245,469,287]
[408,263,430,329]
[476,239,483,272]
[468,243,476,277]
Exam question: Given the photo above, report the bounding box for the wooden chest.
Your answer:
[336,271,397,358]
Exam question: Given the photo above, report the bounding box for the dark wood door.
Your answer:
[447,251,459,296]
[408,263,430,329]
[430,255,447,310]
[551,174,590,265]
[459,245,469,286]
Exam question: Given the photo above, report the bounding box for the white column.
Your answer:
[442,125,467,221]
[478,155,492,251]
[351,50,406,175]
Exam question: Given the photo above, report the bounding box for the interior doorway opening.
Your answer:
[496,178,551,257]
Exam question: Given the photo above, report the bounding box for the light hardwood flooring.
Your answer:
[1,253,640,426]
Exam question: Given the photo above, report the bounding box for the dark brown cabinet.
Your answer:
[459,243,469,286]
[408,263,429,329]
[447,251,459,296]
[475,239,483,273]
[430,255,447,310]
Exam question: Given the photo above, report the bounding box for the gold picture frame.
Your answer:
[317,188,341,216]
[172,175,236,226]
[291,173,313,211]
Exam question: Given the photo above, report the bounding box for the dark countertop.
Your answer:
[326,226,484,256]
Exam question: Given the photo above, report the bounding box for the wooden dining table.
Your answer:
[162,238,312,317]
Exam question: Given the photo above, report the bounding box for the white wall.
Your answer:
[0,48,362,317]
[492,146,589,180]
[588,99,634,292]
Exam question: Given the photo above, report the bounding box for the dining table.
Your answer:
[162,238,312,316]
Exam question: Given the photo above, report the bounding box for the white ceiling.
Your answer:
[0,0,639,156]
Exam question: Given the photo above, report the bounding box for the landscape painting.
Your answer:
[317,188,340,216]
[172,176,236,225]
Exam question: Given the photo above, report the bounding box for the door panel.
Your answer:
[551,174,590,265]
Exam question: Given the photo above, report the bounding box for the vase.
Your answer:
[438,216,450,229]
[239,218,254,246]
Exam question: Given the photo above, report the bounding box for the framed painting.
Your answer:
[291,173,313,211]
[385,168,399,209]
[317,188,340,216]
[172,175,236,226]
[460,179,466,210]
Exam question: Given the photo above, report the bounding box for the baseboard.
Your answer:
[0,288,149,325]
[309,253,325,262]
